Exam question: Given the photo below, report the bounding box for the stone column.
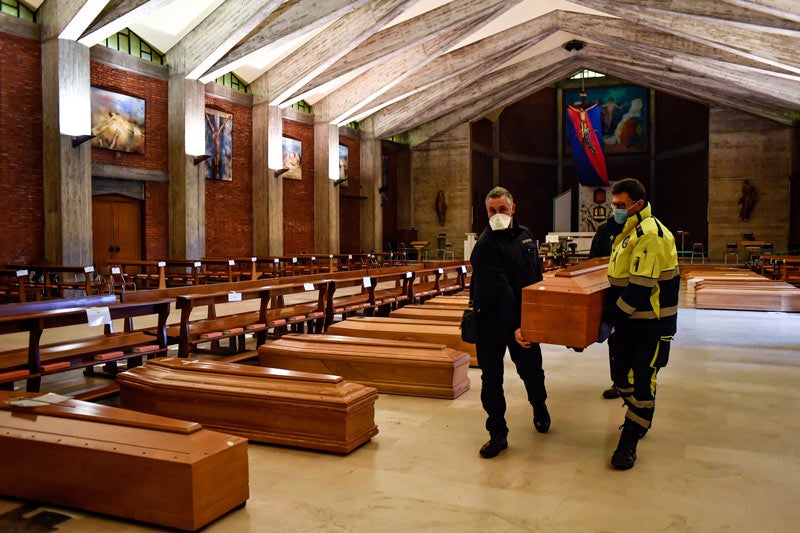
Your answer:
[314,120,340,254]
[359,117,382,252]
[167,74,206,259]
[251,75,284,255]
[40,37,92,265]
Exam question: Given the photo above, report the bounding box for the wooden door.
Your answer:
[92,195,142,267]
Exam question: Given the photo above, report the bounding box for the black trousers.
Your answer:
[476,332,547,438]
[609,320,672,430]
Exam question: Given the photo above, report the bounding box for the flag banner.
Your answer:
[566,104,608,186]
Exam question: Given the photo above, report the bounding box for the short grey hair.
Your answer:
[486,186,513,206]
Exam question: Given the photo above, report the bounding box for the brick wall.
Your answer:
[0,31,43,264]
[90,60,169,259]
[204,94,253,257]
[338,133,361,253]
[282,118,315,254]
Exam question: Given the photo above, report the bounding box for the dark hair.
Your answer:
[611,178,646,202]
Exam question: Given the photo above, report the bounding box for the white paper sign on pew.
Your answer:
[461,265,468,274]
[86,306,112,330]
[228,291,242,302]
[406,271,413,278]
[111,267,121,275]
[303,283,314,291]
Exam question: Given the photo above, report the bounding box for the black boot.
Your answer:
[602,385,621,399]
[479,436,508,458]
[611,420,646,470]
[533,403,551,433]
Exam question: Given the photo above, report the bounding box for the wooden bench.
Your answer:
[174,286,271,358]
[371,269,414,315]
[259,333,470,399]
[0,268,36,302]
[0,294,170,392]
[0,390,248,531]
[6,263,105,297]
[118,357,379,453]
[326,275,378,327]
[326,316,477,366]
[111,259,167,289]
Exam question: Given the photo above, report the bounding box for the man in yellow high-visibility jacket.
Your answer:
[600,178,680,470]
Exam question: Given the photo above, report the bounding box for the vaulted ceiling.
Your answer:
[27,0,800,145]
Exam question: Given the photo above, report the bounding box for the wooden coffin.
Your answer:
[390,305,464,322]
[520,258,609,349]
[0,391,248,531]
[258,333,470,399]
[695,283,800,312]
[424,295,470,309]
[686,272,769,294]
[117,357,378,454]
[327,316,477,366]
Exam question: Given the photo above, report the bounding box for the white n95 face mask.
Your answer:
[489,213,512,231]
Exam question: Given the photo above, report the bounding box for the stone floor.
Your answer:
[1,292,799,532]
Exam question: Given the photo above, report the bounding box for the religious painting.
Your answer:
[204,108,232,181]
[338,144,349,187]
[564,85,648,154]
[281,137,302,180]
[90,87,145,154]
[579,183,613,231]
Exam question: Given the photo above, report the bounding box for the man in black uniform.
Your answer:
[589,215,624,399]
[470,186,549,459]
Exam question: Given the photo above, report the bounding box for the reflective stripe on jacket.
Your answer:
[607,203,680,323]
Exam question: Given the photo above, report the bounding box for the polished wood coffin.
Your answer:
[117,357,378,454]
[327,316,477,366]
[259,334,470,399]
[0,391,248,531]
[520,258,609,348]
[390,305,463,322]
[424,295,470,309]
[695,282,800,312]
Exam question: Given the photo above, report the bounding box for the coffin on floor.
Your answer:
[390,305,464,322]
[695,282,800,312]
[520,258,609,349]
[0,391,248,531]
[117,357,378,454]
[327,316,477,366]
[259,333,470,399]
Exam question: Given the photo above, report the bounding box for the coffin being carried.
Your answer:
[118,357,378,454]
[0,391,248,531]
[520,258,609,349]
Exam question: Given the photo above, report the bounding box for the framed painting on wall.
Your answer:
[205,108,232,181]
[338,144,349,187]
[564,85,648,154]
[282,137,302,180]
[90,87,145,154]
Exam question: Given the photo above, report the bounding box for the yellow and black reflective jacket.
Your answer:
[606,203,679,328]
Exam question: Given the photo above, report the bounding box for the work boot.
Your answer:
[533,403,551,433]
[611,420,646,470]
[602,385,621,399]
[479,436,508,458]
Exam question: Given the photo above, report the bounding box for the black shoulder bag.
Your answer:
[460,281,479,344]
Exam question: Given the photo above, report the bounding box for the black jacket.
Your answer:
[589,216,623,258]
[469,221,543,340]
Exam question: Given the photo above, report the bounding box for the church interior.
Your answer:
[0,0,799,531]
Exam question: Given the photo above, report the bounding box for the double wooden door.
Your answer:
[92,194,142,267]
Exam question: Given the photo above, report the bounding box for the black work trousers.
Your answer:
[609,320,672,430]
[476,332,547,438]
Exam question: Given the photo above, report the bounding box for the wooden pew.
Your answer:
[0,268,35,302]
[111,259,167,289]
[174,286,271,358]
[326,316,477,366]
[371,269,414,315]
[390,305,463,322]
[0,294,171,392]
[0,390,248,531]
[326,275,377,328]
[7,263,104,297]
[117,357,379,453]
[259,333,470,399]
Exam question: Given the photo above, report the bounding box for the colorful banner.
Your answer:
[566,104,608,186]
